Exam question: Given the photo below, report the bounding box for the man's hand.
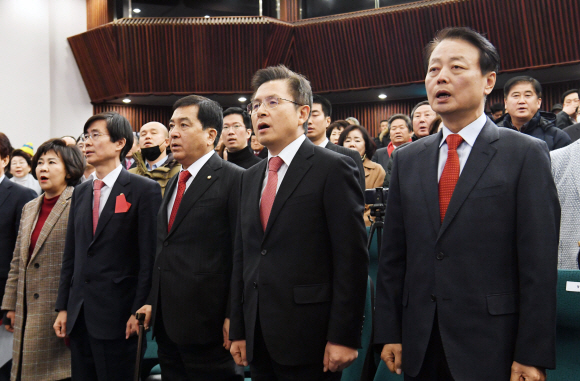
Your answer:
[562,102,578,117]
[323,342,358,372]
[230,340,248,366]
[381,343,403,375]
[53,311,67,338]
[223,318,232,351]
[126,314,139,339]
[136,305,152,330]
[510,361,546,381]
[4,311,15,333]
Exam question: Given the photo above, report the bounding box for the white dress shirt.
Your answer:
[93,164,123,216]
[167,150,215,221]
[317,138,329,147]
[0,174,5,185]
[437,113,487,181]
[146,155,168,171]
[261,134,306,200]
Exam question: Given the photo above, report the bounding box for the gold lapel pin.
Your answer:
[207,175,212,179]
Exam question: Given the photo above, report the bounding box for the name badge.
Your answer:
[565,281,580,292]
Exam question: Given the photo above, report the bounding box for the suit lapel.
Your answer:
[159,174,178,234]
[78,181,94,245]
[263,140,313,239]
[0,179,12,210]
[93,169,131,243]
[29,186,73,264]
[437,121,499,241]
[418,132,443,235]
[248,159,267,236]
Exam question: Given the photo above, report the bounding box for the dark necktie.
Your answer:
[439,134,463,222]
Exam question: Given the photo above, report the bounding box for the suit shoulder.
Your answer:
[9,181,38,202]
[221,159,245,176]
[127,171,161,190]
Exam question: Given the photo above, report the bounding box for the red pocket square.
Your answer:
[115,194,131,213]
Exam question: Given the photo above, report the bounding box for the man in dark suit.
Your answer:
[54,112,161,381]
[137,95,243,380]
[306,94,366,191]
[375,27,559,381]
[229,65,368,380]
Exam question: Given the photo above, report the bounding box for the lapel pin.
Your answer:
[207,175,212,179]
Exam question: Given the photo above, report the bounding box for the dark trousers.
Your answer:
[250,317,342,381]
[155,308,241,381]
[69,308,139,381]
[405,313,454,381]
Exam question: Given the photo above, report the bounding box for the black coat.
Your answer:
[375,120,559,379]
[229,139,368,366]
[325,141,366,192]
[556,110,576,129]
[148,154,243,346]
[227,145,262,169]
[56,169,161,340]
[497,111,571,150]
[563,122,580,143]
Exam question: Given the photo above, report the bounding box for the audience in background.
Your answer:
[563,121,580,143]
[129,122,180,196]
[124,132,140,170]
[489,102,505,122]
[75,134,95,182]
[9,149,42,195]
[215,132,228,160]
[497,76,571,151]
[373,120,390,149]
[3,139,84,381]
[411,100,437,140]
[326,119,350,144]
[556,89,579,129]
[345,116,360,125]
[250,133,266,158]
[373,114,413,171]
[551,103,563,115]
[61,136,77,146]
[223,107,261,169]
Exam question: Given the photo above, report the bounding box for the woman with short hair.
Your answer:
[9,149,41,195]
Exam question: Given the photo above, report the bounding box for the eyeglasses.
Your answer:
[222,124,247,131]
[246,96,303,114]
[82,132,110,141]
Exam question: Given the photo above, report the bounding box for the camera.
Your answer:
[364,187,388,206]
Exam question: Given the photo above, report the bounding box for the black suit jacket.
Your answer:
[375,120,559,379]
[56,169,161,340]
[325,141,366,192]
[148,153,243,346]
[0,179,36,303]
[229,139,368,366]
[372,147,390,172]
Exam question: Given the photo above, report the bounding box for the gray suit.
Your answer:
[551,140,580,269]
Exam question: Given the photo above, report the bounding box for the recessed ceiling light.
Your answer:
[238,97,247,102]
[133,8,141,14]
[122,98,131,103]
[378,94,387,99]
[204,15,210,18]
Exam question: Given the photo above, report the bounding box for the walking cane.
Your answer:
[133,313,146,381]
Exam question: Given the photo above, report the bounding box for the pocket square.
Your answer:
[115,193,131,213]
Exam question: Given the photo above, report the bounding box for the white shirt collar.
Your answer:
[267,134,306,167]
[0,174,4,185]
[183,149,215,177]
[317,138,329,148]
[94,164,123,188]
[440,113,487,148]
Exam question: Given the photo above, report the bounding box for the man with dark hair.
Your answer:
[124,132,140,170]
[136,95,244,380]
[376,27,559,381]
[130,122,181,196]
[489,102,505,122]
[556,89,579,129]
[307,94,365,191]
[54,112,162,381]
[223,107,261,169]
[373,119,390,149]
[229,65,368,380]
[497,76,571,150]
[373,114,413,171]
[411,100,437,140]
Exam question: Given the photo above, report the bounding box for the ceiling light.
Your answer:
[133,8,141,14]
[238,97,247,102]
[378,94,387,99]
[122,98,131,103]
[204,15,210,18]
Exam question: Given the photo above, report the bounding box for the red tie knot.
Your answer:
[93,179,105,191]
[178,170,192,184]
[446,134,463,151]
[268,157,284,173]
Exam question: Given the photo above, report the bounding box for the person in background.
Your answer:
[373,114,413,171]
[9,149,42,195]
[124,132,140,170]
[563,121,580,143]
[326,120,350,145]
[556,89,579,129]
[411,100,438,140]
[61,136,77,146]
[373,120,390,149]
[345,117,360,125]
[551,103,563,115]
[215,132,228,160]
[3,139,84,381]
[339,124,385,226]
[489,102,505,122]
[250,133,266,158]
[76,135,95,182]
[129,122,180,196]
[223,107,261,169]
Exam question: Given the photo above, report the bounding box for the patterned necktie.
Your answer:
[126,159,132,170]
[92,180,105,235]
[168,170,192,232]
[439,134,464,222]
[260,157,285,231]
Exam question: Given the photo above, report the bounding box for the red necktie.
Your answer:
[439,134,464,222]
[168,171,192,232]
[92,180,105,235]
[260,157,284,231]
[126,159,132,169]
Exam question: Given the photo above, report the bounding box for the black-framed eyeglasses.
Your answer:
[246,96,303,114]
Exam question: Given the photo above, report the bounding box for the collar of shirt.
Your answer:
[267,134,306,168]
[94,164,123,189]
[439,112,487,148]
[182,150,215,179]
[146,155,169,171]
[317,137,329,147]
[0,174,4,185]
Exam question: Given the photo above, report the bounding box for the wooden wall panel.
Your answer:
[280,0,301,22]
[86,0,114,30]
[93,104,173,131]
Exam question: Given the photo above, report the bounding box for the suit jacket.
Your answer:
[325,141,366,192]
[229,139,369,366]
[551,140,580,269]
[375,120,559,379]
[2,187,73,381]
[56,169,161,340]
[372,146,390,171]
[148,153,244,346]
[0,178,37,303]
[563,122,580,143]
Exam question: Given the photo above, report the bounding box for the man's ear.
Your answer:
[484,71,497,96]
[207,128,217,146]
[298,105,311,127]
[116,138,127,154]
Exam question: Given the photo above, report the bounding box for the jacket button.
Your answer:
[261,250,267,256]
[430,294,437,302]
[34,263,40,268]
[253,282,258,289]
[163,242,169,247]
[34,293,39,299]
[436,252,444,260]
